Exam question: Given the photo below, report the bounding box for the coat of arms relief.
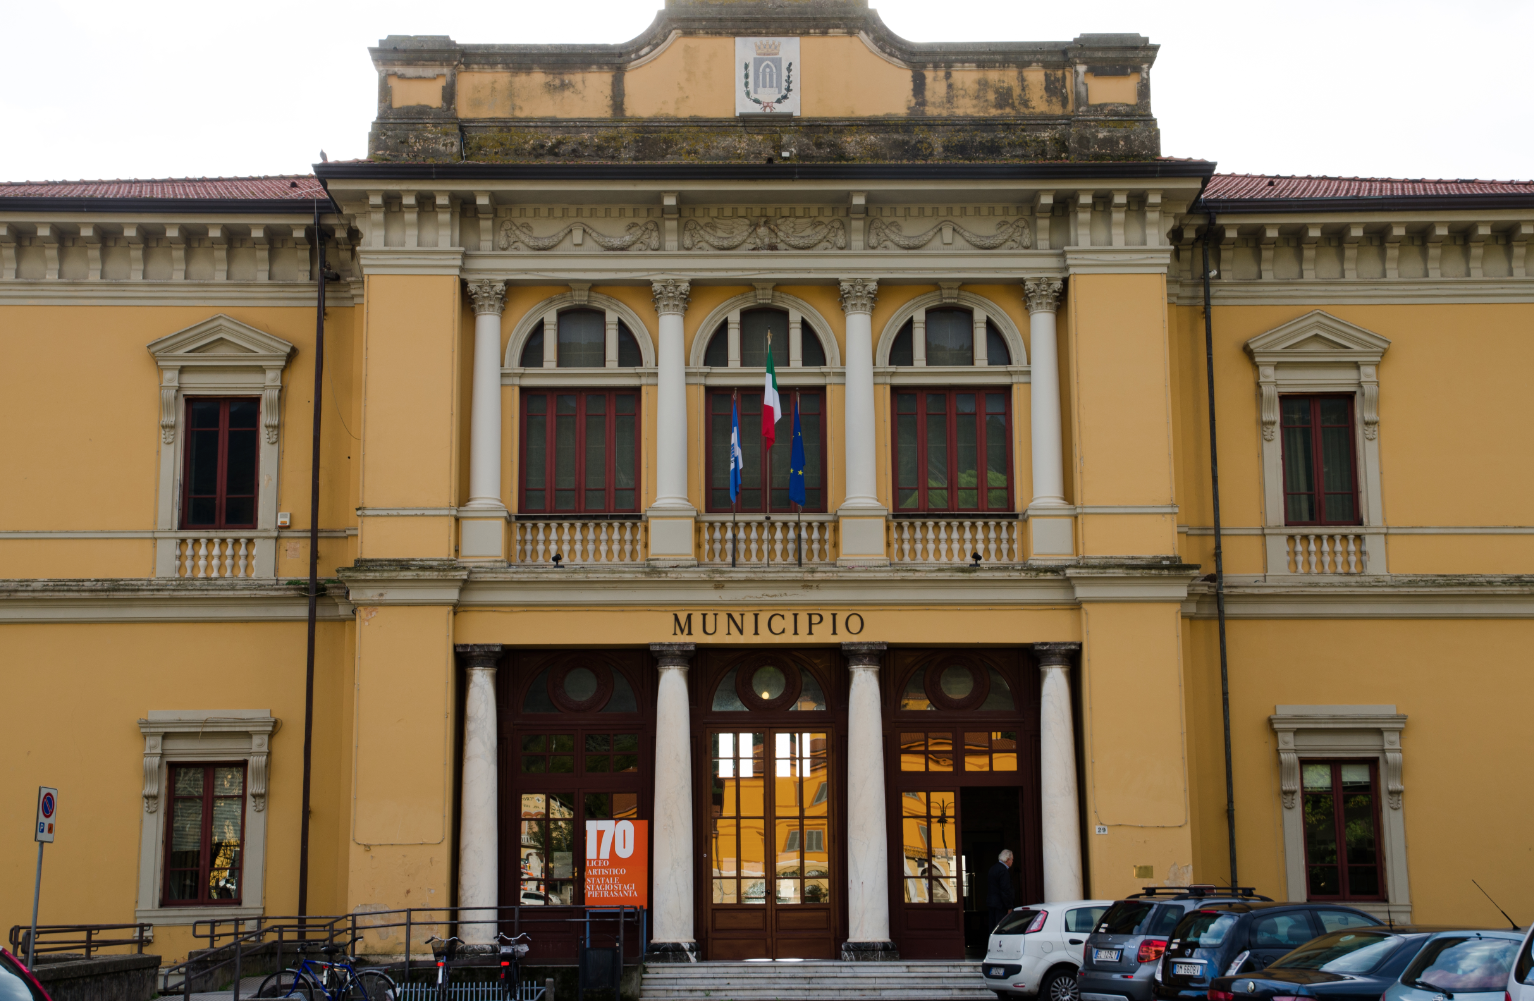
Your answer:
[736,37,800,115]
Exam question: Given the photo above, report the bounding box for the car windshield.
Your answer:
[1174,910,1240,949]
[1099,901,1156,935]
[1273,932,1403,974]
[1403,936,1520,993]
[0,953,49,1001]
[995,909,1042,935]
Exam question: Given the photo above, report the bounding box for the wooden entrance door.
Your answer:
[707,728,834,958]
[697,648,841,960]
[886,648,1042,960]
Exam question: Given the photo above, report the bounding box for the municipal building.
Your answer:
[3,0,1532,968]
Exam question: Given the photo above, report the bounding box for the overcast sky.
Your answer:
[5,0,1529,183]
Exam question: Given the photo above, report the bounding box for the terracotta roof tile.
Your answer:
[0,175,326,200]
[1205,173,1534,201]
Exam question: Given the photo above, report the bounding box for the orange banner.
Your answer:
[584,819,648,908]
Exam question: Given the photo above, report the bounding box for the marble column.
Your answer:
[647,280,697,565]
[1035,642,1084,902]
[836,279,889,565]
[649,642,697,961]
[461,280,509,559]
[456,644,503,945]
[842,642,897,960]
[1023,278,1074,557]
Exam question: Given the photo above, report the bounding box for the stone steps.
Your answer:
[639,960,994,1000]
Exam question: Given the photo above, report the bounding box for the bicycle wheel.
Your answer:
[256,970,317,1001]
[348,971,398,1001]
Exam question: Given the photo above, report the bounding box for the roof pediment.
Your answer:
[1245,310,1390,366]
[148,314,296,369]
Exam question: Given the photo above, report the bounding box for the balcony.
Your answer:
[890,516,1022,565]
[697,514,835,567]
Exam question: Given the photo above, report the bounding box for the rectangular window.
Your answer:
[1301,760,1385,901]
[893,388,1012,513]
[163,763,245,905]
[707,389,826,512]
[182,398,259,529]
[520,390,639,513]
[1280,395,1360,525]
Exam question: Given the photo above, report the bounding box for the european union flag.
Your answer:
[729,393,744,505]
[788,396,806,507]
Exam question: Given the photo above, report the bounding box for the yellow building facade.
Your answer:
[3,0,1532,969]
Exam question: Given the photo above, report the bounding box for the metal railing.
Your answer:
[7,923,152,958]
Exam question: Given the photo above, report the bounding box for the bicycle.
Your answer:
[496,933,531,1001]
[256,938,397,1001]
[424,936,462,1001]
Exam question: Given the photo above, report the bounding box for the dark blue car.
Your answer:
[1207,926,1441,1001]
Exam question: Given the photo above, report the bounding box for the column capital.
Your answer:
[650,642,696,669]
[455,643,505,670]
[1023,277,1064,314]
[1033,641,1079,668]
[838,278,879,316]
[842,642,887,669]
[651,279,692,316]
[465,279,507,316]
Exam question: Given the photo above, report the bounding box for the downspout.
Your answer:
[297,200,333,918]
[1202,211,1238,888]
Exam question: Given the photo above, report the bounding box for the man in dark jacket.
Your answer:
[987,849,1016,932]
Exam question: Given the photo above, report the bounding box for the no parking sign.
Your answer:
[35,787,57,842]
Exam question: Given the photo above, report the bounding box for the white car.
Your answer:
[1506,923,1534,1001]
[983,899,1114,1000]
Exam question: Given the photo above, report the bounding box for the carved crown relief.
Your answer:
[1245,310,1391,442]
[147,315,296,446]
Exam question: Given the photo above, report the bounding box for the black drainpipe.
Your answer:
[297,201,334,919]
[1201,211,1238,888]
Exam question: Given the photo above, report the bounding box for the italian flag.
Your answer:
[762,336,782,450]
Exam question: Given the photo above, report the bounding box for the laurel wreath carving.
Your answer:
[682,216,846,251]
[742,60,794,111]
[866,217,1033,251]
[497,219,662,252]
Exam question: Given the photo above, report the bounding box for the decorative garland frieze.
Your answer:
[497,219,662,252]
[681,216,847,251]
[866,217,1032,251]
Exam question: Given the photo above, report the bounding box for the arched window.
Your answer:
[897,660,1015,713]
[518,310,644,368]
[889,307,1010,367]
[702,306,828,368]
[523,660,641,714]
[711,662,828,711]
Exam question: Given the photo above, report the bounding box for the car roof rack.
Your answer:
[1127,885,1271,900]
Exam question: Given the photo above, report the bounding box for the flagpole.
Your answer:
[731,387,739,568]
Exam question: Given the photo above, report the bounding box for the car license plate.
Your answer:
[1173,963,1202,977]
[988,967,1006,978]
[1093,948,1122,963]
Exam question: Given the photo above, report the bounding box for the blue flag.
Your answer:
[729,393,744,504]
[788,396,806,507]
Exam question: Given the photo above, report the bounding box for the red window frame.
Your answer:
[705,387,827,513]
[1280,395,1361,526]
[161,762,247,906]
[180,397,260,530]
[892,388,1013,513]
[1300,759,1387,902]
[518,389,641,514]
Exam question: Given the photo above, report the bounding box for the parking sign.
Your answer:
[35,787,57,843]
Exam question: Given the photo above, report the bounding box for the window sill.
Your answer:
[136,904,262,925]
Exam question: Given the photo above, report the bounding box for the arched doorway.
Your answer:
[694,648,842,959]
[886,648,1042,959]
[497,649,651,961]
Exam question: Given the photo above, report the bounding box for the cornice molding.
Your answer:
[1064,247,1172,274]
[0,280,358,308]
[1182,576,1534,619]
[356,247,465,275]
[0,579,353,623]
[1170,277,1534,306]
[338,560,471,605]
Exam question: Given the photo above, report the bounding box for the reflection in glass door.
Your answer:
[708,730,833,958]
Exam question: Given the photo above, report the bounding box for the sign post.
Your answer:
[28,787,57,969]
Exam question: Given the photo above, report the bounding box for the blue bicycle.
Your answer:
[256,938,397,1001]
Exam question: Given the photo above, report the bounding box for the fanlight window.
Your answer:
[703,306,827,368]
[889,307,1010,367]
[519,308,643,368]
[898,660,1014,711]
[712,663,828,712]
[523,660,640,713]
